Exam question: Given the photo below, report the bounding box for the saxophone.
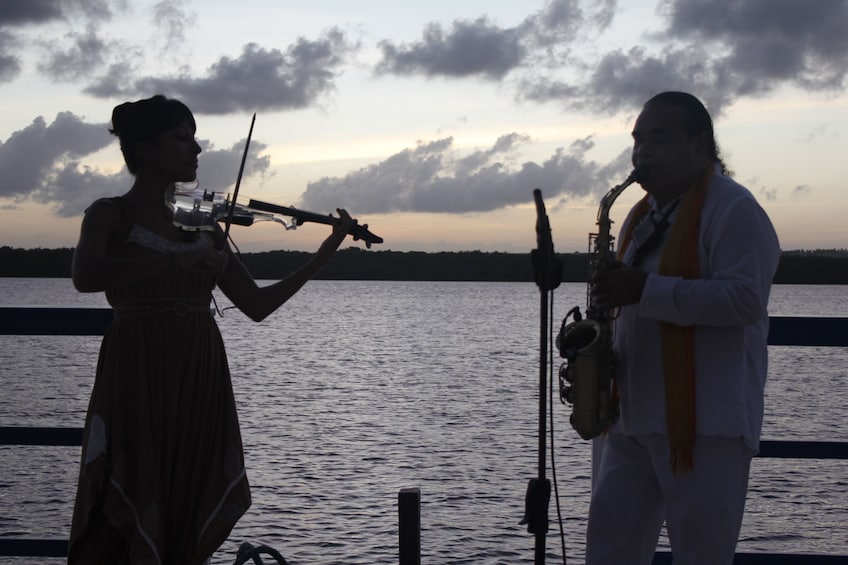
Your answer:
[556,169,641,440]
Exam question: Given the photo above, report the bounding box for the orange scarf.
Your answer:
[618,166,713,473]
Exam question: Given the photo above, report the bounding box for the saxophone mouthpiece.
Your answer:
[628,167,643,184]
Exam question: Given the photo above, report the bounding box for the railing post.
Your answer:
[398,487,420,565]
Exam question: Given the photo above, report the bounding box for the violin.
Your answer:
[167,185,383,248]
[168,113,382,248]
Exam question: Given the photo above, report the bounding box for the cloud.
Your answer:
[0,112,114,214]
[37,1,189,85]
[0,111,270,217]
[571,44,735,115]
[1,0,126,85]
[519,0,615,48]
[152,0,196,51]
[37,24,111,82]
[0,1,64,84]
[299,133,632,214]
[5,0,848,223]
[373,0,848,118]
[41,162,129,217]
[0,31,21,82]
[661,0,848,91]
[0,1,64,25]
[85,30,358,115]
[375,0,615,79]
[759,186,778,202]
[802,123,839,143]
[2,1,352,116]
[376,19,526,79]
[194,138,272,194]
[520,0,848,116]
[0,113,111,199]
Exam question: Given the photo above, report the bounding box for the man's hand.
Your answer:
[591,260,648,307]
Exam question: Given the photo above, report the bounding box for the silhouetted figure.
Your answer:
[68,95,351,564]
[585,91,780,564]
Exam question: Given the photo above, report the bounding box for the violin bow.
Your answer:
[219,112,383,248]
[224,112,256,241]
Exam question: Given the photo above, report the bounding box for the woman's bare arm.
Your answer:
[216,209,352,322]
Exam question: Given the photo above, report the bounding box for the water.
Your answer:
[1,279,846,564]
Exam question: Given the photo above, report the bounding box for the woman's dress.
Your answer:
[69,198,251,564]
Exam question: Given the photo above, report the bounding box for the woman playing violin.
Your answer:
[68,94,352,564]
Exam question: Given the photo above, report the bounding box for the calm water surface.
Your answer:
[1,279,846,564]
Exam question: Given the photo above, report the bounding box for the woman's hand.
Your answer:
[318,209,353,255]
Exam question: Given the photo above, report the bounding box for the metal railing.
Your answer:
[658,315,848,563]
[1,307,847,562]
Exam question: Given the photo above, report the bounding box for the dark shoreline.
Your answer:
[4,246,848,284]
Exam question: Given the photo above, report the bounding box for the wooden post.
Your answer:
[398,487,420,565]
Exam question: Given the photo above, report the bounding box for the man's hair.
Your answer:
[644,91,729,174]
[110,95,195,175]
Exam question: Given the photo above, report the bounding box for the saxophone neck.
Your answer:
[597,169,641,223]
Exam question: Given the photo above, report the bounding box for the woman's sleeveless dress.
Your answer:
[69,198,251,564]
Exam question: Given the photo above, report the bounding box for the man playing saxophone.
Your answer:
[585,91,780,564]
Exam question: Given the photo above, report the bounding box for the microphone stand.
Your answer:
[522,189,562,564]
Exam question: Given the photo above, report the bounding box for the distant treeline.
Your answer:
[2,246,847,284]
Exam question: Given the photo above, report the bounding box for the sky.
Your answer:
[0,0,846,254]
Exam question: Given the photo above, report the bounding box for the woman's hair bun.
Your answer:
[109,95,195,174]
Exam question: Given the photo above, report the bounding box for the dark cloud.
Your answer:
[37,25,110,82]
[40,162,128,217]
[661,0,848,92]
[0,1,63,24]
[1,0,124,85]
[85,30,357,115]
[377,19,526,79]
[66,0,123,21]
[521,0,848,115]
[576,45,734,115]
[79,62,138,98]
[0,112,114,214]
[514,76,582,105]
[299,133,632,214]
[0,111,269,217]
[376,0,615,79]
[0,0,130,204]
[0,113,111,200]
[0,0,120,26]
[0,31,21,82]
[37,2,182,85]
[520,0,615,48]
[5,1,351,116]
[5,0,847,223]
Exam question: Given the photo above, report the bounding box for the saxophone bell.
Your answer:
[557,311,615,440]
